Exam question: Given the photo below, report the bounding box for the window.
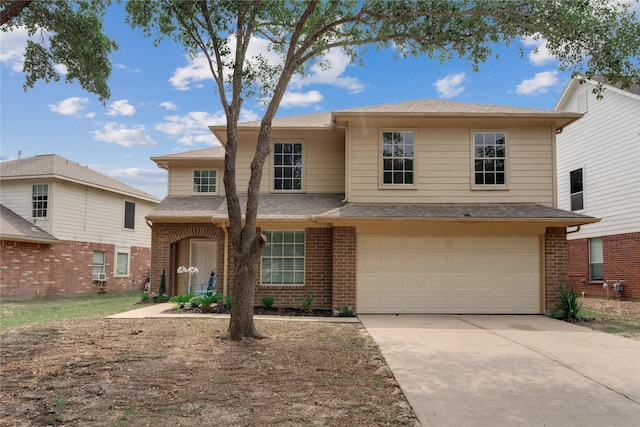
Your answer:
[382,131,414,185]
[32,184,49,218]
[261,230,305,285]
[124,201,135,230]
[273,142,303,191]
[116,251,129,276]
[570,168,584,211]
[474,132,506,185]
[193,169,217,193]
[589,237,603,281]
[92,251,106,275]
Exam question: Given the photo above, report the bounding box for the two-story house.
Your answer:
[147,99,597,314]
[0,154,160,298]
[555,76,640,299]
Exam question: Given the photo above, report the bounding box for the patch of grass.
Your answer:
[0,292,140,329]
[577,308,640,338]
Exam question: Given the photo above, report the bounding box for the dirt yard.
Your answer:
[0,317,418,427]
[578,297,640,340]
[1,298,638,426]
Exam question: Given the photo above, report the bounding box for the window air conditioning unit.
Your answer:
[92,273,107,281]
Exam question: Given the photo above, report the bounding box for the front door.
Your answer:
[190,240,217,288]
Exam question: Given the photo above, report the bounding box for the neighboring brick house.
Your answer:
[555,77,640,299]
[147,99,597,314]
[0,154,160,299]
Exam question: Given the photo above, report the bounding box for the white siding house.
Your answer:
[555,76,640,298]
[0,154,160,298]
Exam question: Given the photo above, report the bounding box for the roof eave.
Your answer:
[313,217,600,226]
[0,234,59,244]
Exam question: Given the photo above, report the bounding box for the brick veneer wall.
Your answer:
[0,239,150,299]
[544,227,568,313]
[567,232,640,300]
[149,222,224,296]
[332,226,357,311]
[253,227,334,309]
[151,224,354,311]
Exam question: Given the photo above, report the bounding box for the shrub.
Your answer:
[554,286,582,321]
[333,306,355,317]
[169,294,195,303]
[158,269,166,296]
[301,291,314,311]
[262,295,275,308]
[223,295,232,309]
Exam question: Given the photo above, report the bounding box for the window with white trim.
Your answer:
[92,251,106,275]
[570,168,584,211]
[193,169,217,193]
[32,184,49,218]
[273,143,303,191]
[473,132,506,185]
[589,237,603,281]
[115,251,130,276]
[382,131,414,185]
[261,230,305,285]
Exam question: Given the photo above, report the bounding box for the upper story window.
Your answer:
[382,131,414,185]
[124,201,135,230]
[570,168,584,211]
[473,132,506,186]
[32,184,49,218]
[193,169,217,193]
[273,142,303,191]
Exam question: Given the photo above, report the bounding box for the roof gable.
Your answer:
[555,76,640,111]
[0,154,160,203]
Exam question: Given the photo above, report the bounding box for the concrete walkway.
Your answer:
[360,315,640,427]
[107,303,359,323]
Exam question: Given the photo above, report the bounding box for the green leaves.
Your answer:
[1,0,118,103]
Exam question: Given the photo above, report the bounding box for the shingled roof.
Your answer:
[0,204,58,244]
[0,154,160,203]
[148,194,598,227]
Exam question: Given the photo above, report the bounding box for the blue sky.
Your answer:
[2,2,638,199]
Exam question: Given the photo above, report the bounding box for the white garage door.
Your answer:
[357,234,540,314]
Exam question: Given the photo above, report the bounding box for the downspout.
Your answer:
[333,120,349,202]
[566,225,581,234]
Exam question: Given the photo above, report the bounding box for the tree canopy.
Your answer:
[125,0,640,340]
[0,0,117,103]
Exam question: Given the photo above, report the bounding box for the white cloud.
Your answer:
[433,72,466,98]
[280,90,323,108]
[49,97,90,116]
[92,123,157,147]
[521,35,556,66]
[159,101,177,111]
[106,99,136,116]
[0,26,29,72]
[515,71,560,96]
[291,48,365,94]
[169,35,363,95]
[156,109,259,146]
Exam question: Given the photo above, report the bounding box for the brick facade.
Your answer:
[0,239,150,299]
[150,223,358,311]
[567,232,640,300]
[544,227,568,313]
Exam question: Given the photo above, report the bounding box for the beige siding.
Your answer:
[347,117,555,204]
[556,84,640,239]
[167,160,225,197]
[209,129,345,195]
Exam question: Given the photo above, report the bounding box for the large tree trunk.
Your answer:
[0,0,32,26]
[225,120,272,340]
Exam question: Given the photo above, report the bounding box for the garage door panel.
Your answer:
[358,234,540,314]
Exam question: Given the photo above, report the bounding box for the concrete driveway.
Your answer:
[359,315,640,426]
